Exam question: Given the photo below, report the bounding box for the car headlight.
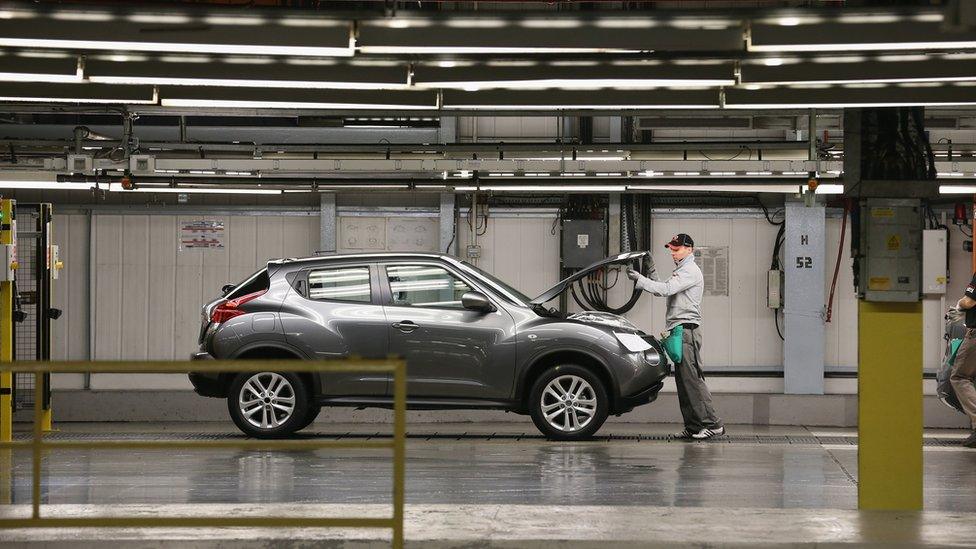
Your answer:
[642,348,661,366]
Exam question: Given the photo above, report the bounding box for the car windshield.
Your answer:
[456,260,532,305]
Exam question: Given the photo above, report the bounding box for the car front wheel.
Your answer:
[228,372,309,438]
[529,364,609,441]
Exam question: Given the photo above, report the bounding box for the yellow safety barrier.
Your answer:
[0,359,407,548]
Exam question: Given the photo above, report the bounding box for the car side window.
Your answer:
[307,266,372,303]
[386,264,471,309]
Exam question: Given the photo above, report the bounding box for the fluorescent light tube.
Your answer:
[751,41,976,53]
[0,38,353,57]
[450,104,716,110]
[90,76,407,90]
[626,184,844,194]
[108,183,281,195]
[361,46,642,54]
[0,180,95,190]
[455,185,626,192]
[415,78,733,90]
[0,72,82,84]
[161,98,436,110]
[0,95,156,104]
[939,185,976,194]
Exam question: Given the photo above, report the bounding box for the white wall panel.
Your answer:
[89,213,317,390]
[50,213,89,389]
[458,216,560,299]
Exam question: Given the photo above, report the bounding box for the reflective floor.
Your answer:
[4,423,975,512]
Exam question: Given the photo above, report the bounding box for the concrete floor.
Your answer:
[1,422,975,547]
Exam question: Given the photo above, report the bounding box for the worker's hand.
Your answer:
[626,268,640,281]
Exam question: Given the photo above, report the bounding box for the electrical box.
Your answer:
[465,245,482,259]
[858,198,922,302]
[66,154,93,174]
[922,229,948,294]
[767,269,783,309]
[562,219,607,269]
[129,154,155,174]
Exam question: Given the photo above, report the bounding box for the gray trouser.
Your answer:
[951,328,976,429]
[676,325,723,431]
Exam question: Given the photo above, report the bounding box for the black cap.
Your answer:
[665,233,694,249]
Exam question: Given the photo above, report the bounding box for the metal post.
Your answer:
[392,360,406,549]
[783,200,826,394]
[39,204,53,432]
[439,193,456,256]
[1,198,15,443]
[0,198,13,507]
[858,301,923,510]
[319,193,336,253]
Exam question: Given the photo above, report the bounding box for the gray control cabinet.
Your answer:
[858,198,922,302]
[562,219,607,269]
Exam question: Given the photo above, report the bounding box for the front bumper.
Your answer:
[616,380,665,414]
[188,351,225,397]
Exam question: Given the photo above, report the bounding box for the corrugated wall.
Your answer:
[52,213,318,390]
[48,208,964,389]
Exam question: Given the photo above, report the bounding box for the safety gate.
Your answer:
[11,204,59,427]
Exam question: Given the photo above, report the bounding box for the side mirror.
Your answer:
[461,291,494,313]
[221,284,236,297]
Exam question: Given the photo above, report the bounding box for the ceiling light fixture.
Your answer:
[160,98,436,110]
[0,38,354,57]
[455,185,626,192]
[107,183,281,195]
[0,180,96,190]
[89,75,407,90]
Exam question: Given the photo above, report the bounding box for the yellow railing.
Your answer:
[0,359,407,548]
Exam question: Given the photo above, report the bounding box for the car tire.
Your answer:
[297,404,321,432]
[528,364,609,441]
[227,372,310,439]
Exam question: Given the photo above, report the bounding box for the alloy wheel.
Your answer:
[238,372,297,429]
[540,374,598,433]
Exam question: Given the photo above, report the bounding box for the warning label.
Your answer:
[871,208,895,218]
[886,235,901,251]
[868,277,892,291]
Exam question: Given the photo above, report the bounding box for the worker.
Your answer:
[950,275,976,448]
[627,233,725,440]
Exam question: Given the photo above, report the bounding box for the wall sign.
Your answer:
[694,246,729,296]
[180,219,225,250]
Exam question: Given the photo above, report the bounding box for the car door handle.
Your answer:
[393,321,420,333]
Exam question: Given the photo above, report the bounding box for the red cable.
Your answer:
[826,199,849,323]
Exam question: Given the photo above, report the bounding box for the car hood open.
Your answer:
[530,251,650,305]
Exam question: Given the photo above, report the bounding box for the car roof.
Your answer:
[269,252,457,266]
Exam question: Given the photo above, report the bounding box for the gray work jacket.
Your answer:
[634,253,704,330]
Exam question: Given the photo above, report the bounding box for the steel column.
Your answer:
[783,200,826,394]
[858,301,923,510]
[0,199,14,443]
[319,193,336,253]
[439,193,456,256]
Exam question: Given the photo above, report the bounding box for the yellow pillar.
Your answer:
[0,198,14,443]
[858,300,923,510]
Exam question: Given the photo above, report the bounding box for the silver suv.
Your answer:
[190,251,668,440]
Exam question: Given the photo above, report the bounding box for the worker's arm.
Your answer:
[632,267,699,297]
[959,278,976,310]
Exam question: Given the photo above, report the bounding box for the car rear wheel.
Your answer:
[228,372,310,438]
[528,364,609,441]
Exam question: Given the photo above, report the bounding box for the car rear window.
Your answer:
[226,269,269,300]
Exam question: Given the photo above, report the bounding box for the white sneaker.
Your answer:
[691,426,726,440]
[672,429,694,440]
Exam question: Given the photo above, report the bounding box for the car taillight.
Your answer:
[210,289,267,324]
